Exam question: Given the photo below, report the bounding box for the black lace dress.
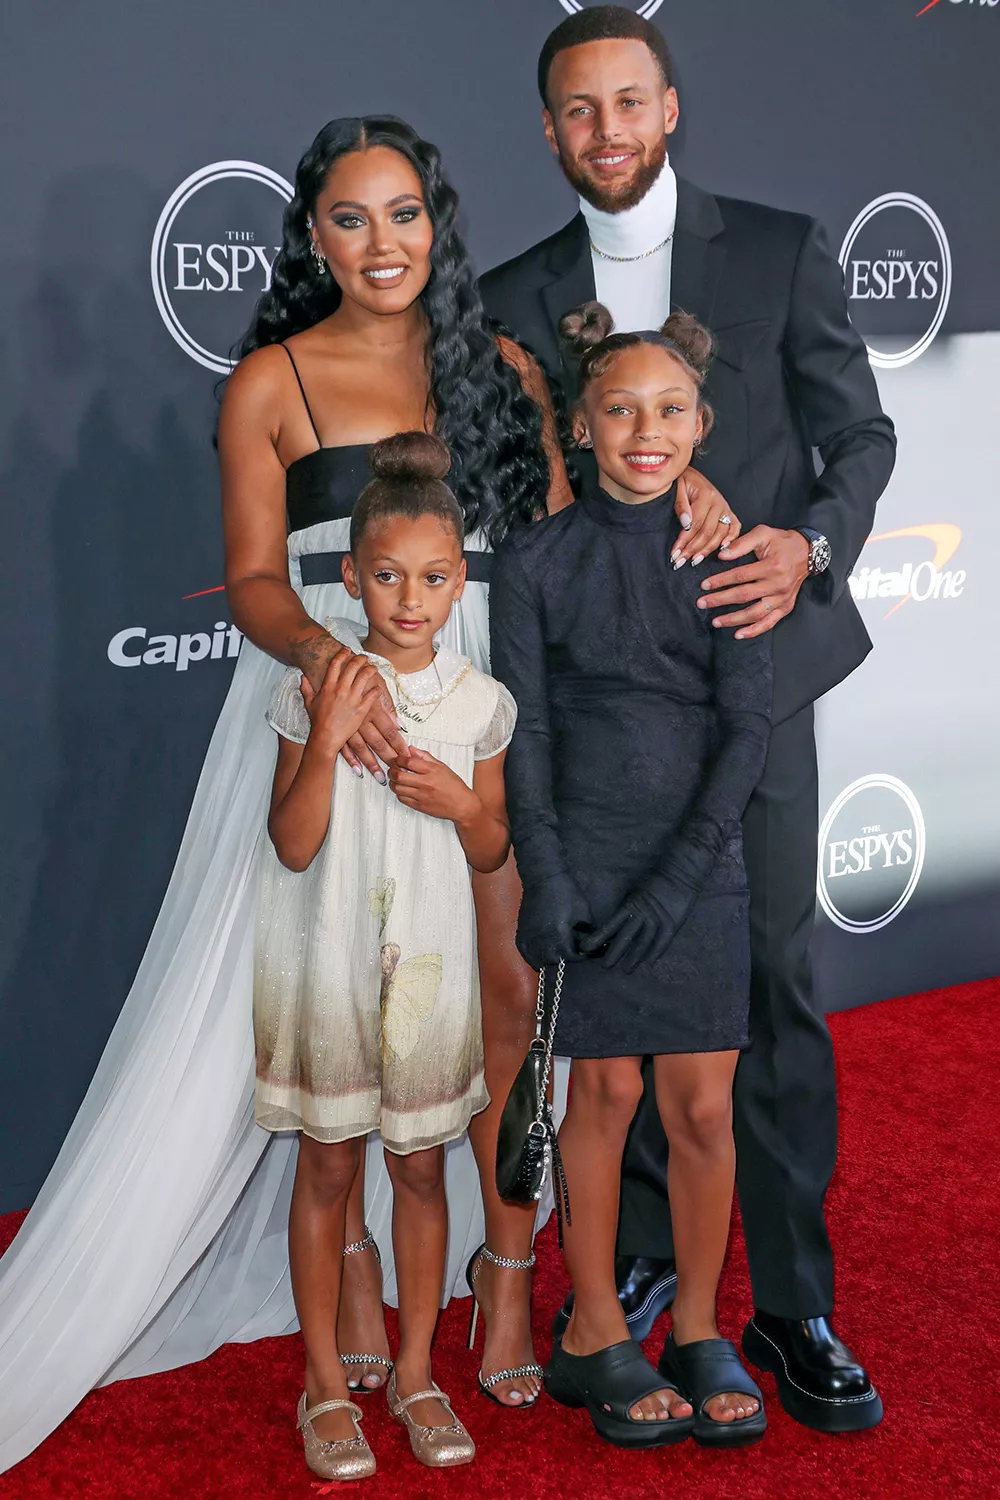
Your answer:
[490,484,773,1057]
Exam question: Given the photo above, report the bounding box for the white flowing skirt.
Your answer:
[0,518,563,1474]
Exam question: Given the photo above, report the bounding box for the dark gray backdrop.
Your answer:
[2,0,997,1210]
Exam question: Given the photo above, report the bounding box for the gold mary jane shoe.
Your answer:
[297,1393,376,1483]
[386,1372,475,1469]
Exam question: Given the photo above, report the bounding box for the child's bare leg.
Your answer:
[289,1133,361,1441]
[337,1149,391,1391]
[560,1056,693,1423]
[653,1050,759,1423]
[384,1144,452,1427]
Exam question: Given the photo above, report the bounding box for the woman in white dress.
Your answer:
[0,115,567,1474]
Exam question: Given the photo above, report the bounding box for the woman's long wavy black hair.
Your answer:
[235,116,549,547]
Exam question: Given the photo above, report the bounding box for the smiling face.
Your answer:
[576,342,704,504]
[543,38,678,213]
[308,145,434,316]
[343,511,466,670]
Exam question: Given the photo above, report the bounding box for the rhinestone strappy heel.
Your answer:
[340,1228,393,1393]
[466,1244,544,1407]
[296,1392,376,1482]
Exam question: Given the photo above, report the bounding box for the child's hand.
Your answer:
[388,748,479,824]
[301,654,384,756]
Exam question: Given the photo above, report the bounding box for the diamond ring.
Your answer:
[719,514,732,525]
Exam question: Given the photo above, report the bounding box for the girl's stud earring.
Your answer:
[578,436,593,450]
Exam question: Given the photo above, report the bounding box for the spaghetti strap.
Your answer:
[281,343,322,450]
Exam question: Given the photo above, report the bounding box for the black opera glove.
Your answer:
[578,874,694,974]
[516,872,593,970]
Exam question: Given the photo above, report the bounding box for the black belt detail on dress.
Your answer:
[299,550,494,586]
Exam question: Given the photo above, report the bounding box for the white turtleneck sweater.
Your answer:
[580,159,677,333]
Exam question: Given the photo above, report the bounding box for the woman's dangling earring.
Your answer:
[306,217,327,275]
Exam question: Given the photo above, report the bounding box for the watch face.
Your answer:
[811,537,832,574]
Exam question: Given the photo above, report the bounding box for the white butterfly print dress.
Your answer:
[253,640,516,1155]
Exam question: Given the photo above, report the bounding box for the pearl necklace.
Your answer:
[590,230,673,264]
[388,656,470,727]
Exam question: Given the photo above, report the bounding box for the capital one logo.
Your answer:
[559,1,664,15]
[849,524,966,618]
[839,194,952,369]
[818,775,926,934]
[151,161,293,374]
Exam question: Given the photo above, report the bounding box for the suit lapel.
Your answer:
[540,214,595,379]
[670,177,726,329]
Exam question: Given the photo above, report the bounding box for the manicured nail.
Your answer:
[679,513,692,530]
[670,549,681,563]
[374,771,387,785]
[692,553,704,566]
[721,539,731,549]
[351,764,364,778]
[673,557,686,570]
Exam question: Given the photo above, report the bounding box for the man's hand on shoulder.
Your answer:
[697,526,810,639]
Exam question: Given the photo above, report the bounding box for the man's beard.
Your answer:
[559,133,668,214]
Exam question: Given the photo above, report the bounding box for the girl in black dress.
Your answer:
[490,305,773,1450]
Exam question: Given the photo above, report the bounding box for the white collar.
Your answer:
[580,157,677,261]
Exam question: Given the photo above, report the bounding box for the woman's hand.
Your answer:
[387,748,479,823]
[672,468,742,568]
[301,653,384,757]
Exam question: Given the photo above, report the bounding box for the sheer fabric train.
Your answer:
[0,518,560,1473]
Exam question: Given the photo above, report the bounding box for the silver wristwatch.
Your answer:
[795,528,832,576]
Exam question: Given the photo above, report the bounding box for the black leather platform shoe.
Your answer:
[552,1256,678,1342]
[741,1311,883,1433]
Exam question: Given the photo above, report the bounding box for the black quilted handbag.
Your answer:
[495,961,571,1234]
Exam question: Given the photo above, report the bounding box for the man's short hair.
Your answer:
[538,4,675,106]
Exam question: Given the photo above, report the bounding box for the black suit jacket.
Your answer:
[479,178,897,724]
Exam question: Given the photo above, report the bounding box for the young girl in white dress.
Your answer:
[256,430,516,1482]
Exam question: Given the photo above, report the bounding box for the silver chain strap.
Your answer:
[533,960,564,1130]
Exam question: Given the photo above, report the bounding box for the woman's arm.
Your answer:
[218,349,406,776]
[219,349,343,685]
[497,336,574,516]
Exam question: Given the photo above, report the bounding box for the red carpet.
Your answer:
[1,979,998,1500]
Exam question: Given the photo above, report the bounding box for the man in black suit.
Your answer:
[479,5,894,1433]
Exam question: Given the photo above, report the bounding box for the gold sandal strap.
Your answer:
[396,1386,450,1412]
[299,1397,363,1429]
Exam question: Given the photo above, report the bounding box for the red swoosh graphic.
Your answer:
[915,0,942,14]
[181,584,226,600]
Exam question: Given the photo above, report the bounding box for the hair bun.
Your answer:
[558,300,615,356]
[660,311,714,378]
[368,431,451,483]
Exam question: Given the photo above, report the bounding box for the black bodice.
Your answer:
[285,445,372,534]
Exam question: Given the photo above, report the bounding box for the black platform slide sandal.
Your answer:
[658,1334,767,1448]
[544,1338,694,1449]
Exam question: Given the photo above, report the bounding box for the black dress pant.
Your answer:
[616,704,839,1318]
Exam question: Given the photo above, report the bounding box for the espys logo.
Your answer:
[839,194,951,369]
[849,524,966,618]
[151,161,293,374]
[818,775,926,934]
[559,1,664,15]
[917,1,998,15]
